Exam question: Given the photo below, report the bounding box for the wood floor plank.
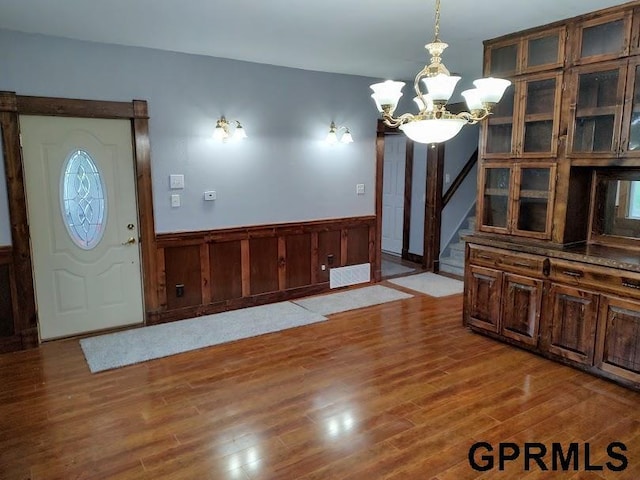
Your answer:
[1,291,639,479]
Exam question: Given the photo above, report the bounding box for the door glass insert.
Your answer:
[580,20,625,58]
[573,69,619,153]
[482,168,510,228]
[60,150,107,250]
[517,168,550,233]
[527,34,560,68]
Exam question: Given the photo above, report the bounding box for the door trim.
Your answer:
[0,92,157,347]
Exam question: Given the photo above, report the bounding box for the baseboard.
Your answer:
[147,282,332,325]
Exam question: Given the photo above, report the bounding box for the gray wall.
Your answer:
[0,29,381,243]
[441,124,480,250]
[409,143,427,256]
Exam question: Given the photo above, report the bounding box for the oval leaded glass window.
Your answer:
[60,150,108,250]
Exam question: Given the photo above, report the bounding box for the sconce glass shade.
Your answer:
[399,118,466,144]
[213,125,227,141]
[326,131,338,145]
[341,130,354,144]
[370,80,405,114]
[234,123,247,140]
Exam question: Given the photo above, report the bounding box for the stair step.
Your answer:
[449,243,465,260]
[439,257,465,277]
[458,228,474,239]
[467,216,476,231]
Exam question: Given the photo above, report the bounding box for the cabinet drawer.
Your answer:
[468,245,544,277]
[549,259,640,300]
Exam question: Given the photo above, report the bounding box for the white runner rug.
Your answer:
[80,301,326,373]
[388,272,464,297]
[293,285,412,316]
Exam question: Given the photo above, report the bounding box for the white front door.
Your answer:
[20,115,144,340]
[382,135,406,254]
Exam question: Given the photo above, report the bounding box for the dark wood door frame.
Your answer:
[375,120,444,279]
[0,92,158,347]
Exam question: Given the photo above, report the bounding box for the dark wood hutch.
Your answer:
[464,0,640,390]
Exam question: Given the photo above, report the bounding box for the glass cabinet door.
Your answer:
[621,58,640,156]
[480,166,511,232]
[486,41,519,77]
[520,73,561,156]
[568,63,625,157]
[514,165,555,238]
[523,28,565,73]
[573,12,631,64]
[484,84,516,157]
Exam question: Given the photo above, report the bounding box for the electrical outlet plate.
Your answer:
[204,190,217,201]
[356,184,365,195]
[171,194,181,207]
[170,174,184,189]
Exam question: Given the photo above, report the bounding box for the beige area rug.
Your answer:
[388,272,464,297]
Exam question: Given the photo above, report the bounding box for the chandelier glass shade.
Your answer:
[370,0,511,144]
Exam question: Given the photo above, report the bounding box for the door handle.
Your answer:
[121,237,136,245]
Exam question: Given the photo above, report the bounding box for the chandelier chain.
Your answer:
[434,0,441,41]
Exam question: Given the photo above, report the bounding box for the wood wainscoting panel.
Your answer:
[249,237,279,295]
[317,230,342,283]
[152,216,376,325]
[285,233,312,289]
[164,245,202,309]
[346,226,370,265]
[210,240,243,302]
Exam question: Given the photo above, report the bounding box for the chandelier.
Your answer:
[370,0,511,144]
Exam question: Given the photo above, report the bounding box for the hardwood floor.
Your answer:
[1,289,639,479]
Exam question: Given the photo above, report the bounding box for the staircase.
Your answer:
[439,214,476,278]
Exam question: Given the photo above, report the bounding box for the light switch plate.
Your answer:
[356,184,365,195]
[170,174,184,189]
[171,194,181,207]
[204,191,217,201]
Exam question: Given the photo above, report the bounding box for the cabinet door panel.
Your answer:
[572,12,632,65]
[466,265,502,333]
[545,284,599,365]
[567,62,626,158]
[501,274,542,346]
[620,58,640,156]
[596,296,640,384]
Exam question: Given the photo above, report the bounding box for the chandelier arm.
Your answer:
[382,112,417,128]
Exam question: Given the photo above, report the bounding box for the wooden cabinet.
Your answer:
[485,26,566,76]
[596,296,640,385]
[543,284,600,365]
[465,242,640,390]
[465,246,543,349]
[479,162,556,239]
[484,73,562,158]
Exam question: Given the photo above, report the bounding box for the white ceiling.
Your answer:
[0,0,628,82]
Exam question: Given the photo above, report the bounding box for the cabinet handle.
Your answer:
[513,261,533,268]
[562,270,583,278]
[477,254,493,260]
[622,279,640,290]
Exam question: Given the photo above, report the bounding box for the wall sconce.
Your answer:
[326,121,353,145]
[213,116,247,142]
